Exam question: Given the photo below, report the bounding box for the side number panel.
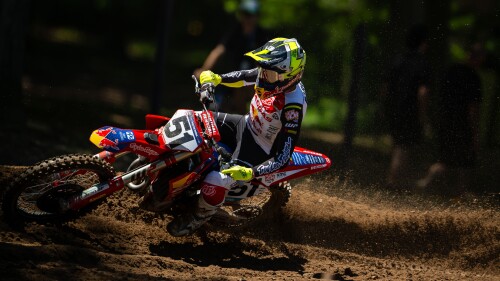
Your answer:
[226,183,267,201]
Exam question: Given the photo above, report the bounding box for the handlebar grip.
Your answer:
[199,83,215,104]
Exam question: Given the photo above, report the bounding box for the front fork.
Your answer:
[64,150,196,211]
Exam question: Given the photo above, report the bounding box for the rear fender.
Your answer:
[255,146,331,187]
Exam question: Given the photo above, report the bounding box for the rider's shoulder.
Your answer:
[284,82,307,105]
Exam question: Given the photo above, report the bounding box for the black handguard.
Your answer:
[199,83,215,105]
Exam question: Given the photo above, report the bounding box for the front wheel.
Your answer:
[2,154,115,227]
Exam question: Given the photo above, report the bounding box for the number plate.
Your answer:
[162,110,202,152]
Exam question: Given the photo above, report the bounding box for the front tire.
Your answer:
[2,154,115,227]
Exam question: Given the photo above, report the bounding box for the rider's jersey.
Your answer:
[220,68,307,177]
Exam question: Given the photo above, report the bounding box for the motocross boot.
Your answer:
[166,196,218,237]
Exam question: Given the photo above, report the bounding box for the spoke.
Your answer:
[219,189,271,224]
[15,169,101,216]
[241,190,270,207]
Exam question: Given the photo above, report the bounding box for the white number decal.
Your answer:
[163,110,201,152]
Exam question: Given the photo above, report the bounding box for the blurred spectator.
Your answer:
[385,24,431,188]
[194,0,270,114]
[417,43,485,196]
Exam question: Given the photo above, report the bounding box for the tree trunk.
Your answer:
[152,0,174,114]
[425,0,450,78]
[341,24,366,169]
[0,0,30,129]
[388,0,426,58]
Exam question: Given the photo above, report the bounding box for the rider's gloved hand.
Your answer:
[200,70,222,86]
[221,165,253,181]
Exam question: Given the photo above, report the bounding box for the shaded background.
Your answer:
[1,0,499,192]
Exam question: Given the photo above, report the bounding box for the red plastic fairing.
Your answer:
[145,114,170,130]
[129,129,168,159]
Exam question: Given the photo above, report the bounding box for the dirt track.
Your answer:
[0,166,498,281]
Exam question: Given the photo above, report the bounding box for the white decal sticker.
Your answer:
[130,143,159,156]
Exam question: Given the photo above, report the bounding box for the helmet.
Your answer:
[245,37,306,99]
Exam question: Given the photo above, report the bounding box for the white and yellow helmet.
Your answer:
[245,37,306,99]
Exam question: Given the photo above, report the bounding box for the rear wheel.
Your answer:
[2,154,115,227]
[211,181,292,227]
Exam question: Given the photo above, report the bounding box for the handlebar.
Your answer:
[192,75,232,162]
[191,76,251,167]
[191,75,215,109]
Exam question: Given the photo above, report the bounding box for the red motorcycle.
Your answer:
[2,77,331,232]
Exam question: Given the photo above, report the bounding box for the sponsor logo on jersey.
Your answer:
[285,109,299,122]
[264,125,280,141]
[256,137,292,175]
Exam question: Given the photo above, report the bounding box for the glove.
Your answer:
[221,165,254,181]
[200,70,222,86]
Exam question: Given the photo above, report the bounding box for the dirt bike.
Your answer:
[2,76,331,234]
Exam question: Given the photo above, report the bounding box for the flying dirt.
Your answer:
[0,166,498,281]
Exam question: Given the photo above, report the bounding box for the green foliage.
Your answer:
[126,41,156,61]
[223,0,239,13]
[47,27,84,45]
[449,42,467,61]
[303,97,347,131]
[95,0,111,10]
[303,97,386,135]
[25,0,499,140]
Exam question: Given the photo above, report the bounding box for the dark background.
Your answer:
[1,0,499,192]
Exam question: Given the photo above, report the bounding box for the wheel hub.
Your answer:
[36,184,83,213]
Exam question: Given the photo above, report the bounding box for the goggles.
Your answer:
[258,68,283,84]
[255,67,301,99]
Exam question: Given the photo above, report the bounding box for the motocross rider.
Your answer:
[167,37,307,236]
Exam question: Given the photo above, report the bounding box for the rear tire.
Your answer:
[2,154,115,227]
[211,181,292,227]
[260,181,292,221]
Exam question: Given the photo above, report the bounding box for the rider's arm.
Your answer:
[219,68,258,88]
[251,103,304,177]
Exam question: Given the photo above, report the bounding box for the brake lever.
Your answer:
[191,75,200,93]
